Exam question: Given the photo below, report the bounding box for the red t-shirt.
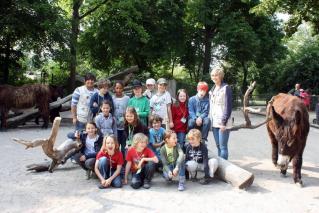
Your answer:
[171,102,188,133]
[96,150,124,169]
[126,147,155,173]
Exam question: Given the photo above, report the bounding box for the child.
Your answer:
[124,133,159,189]
[171,89,189,150]
[90,79,114,117]
[150,78,173,129]
[95,100,117,137]
[95,135,124,189]
[160,130,186,191]
[143,78,156,99]
[188,82,210,142]
[72,122,103,179]
[128,79,150,126]
[124,107,149,150]
[112,80,130,156]
[149,115,165,163]
[185,129,218,185]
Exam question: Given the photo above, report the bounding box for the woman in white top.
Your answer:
[209,67,232,160]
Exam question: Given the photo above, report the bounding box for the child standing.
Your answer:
[128,79,150,126]
[150,78,173,129]
[72,122,103,179]
[188,82,210,142]
[160,130,186,191]
[143,78,156,99]
[149,115,165,165]
[95,135,124,189]
[171,89,189,150]
[90,79,114,117]
[185,129,218,185]
[112,81,130,156]
[124,107,149,150]
[95,100,117,138]
[124,133,158,189]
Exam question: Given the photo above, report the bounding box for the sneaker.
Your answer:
[178,182,185,191]
[191,177,198,182]
[98,184,107,189]
[86,170,92,180]
[199,177,210,185]
[71,158,77,164]
[143,181,151,189]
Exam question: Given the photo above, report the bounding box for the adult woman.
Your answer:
[209,67,232,160]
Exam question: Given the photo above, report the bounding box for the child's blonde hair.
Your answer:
[101,135,119,152]
[164,130,176,143]
[187,129,202,141]
[132,133,149,148]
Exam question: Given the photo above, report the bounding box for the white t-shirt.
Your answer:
[150,91,172,122]
[84,135,98,155]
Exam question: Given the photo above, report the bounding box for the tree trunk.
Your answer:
[202,25,214,76]
[2,37,11,84]
[241,61,248,94]
[69,0,83,92]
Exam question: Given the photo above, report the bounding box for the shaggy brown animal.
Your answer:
[0,84,50,129]
[266,93,310,186]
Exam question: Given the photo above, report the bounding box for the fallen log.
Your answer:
[6,95,72,128]
[215,156,254,189]
[12,117,81,172]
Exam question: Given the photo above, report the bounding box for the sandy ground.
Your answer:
[0,111,318,213]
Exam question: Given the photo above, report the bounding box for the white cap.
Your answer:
[146,78,156,85]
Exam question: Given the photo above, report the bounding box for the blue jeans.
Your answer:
[188,117,211,141]
[117,130,126,158]
[98,157,122,188]
[131,161,155,189]
[176,132,186,150]
[163,162,185,181]
[212,127,230,160]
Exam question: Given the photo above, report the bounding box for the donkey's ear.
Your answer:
[271,106,284,127]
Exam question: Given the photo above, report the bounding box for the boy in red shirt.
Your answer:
[124,133,159,189]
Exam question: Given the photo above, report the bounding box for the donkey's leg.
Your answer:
[267,125,278,166]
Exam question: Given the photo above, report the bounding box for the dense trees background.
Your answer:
[1,0,318,94]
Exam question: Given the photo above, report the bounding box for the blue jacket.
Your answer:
[188,94,210,120]
[69,132,103,159]
[89,92,114,117]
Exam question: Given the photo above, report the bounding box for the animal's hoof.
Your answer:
[280,170,287,177]
[295,180,303,187]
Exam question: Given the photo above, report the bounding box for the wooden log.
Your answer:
[6,94,72,128]
[215,156,254,189]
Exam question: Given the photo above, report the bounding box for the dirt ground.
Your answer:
[1,111,318,213]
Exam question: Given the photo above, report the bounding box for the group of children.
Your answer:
[69,77,219,191]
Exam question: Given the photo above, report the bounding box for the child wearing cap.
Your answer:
[128,79,150,126]
[90,79,114,118]
[188,81,210,142]
[150,78,173,129]
[143,78,156,99]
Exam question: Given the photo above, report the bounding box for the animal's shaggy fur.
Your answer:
[266,93,309,184]
[0,84,50,129]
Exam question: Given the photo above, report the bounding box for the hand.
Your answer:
[172,168,179,177]
[137,158,144,169]
[169,122,174,129]
[104,178,112,187]
[123,178,128,185]
[220,125,226,132]
[79,155,86,162]
[75,131,80,139]
[72,117,77,125]
[196,117,202,126]
[101,179,106,186]
[93,102,98,107]
[168,171,173,179]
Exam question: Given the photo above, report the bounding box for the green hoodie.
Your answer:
[128,96,150,126]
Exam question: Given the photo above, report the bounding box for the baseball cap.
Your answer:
[132,79,142,88]
[157,78,167,85]
[146,78,156,85]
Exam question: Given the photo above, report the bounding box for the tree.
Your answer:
[0,0,67,84]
